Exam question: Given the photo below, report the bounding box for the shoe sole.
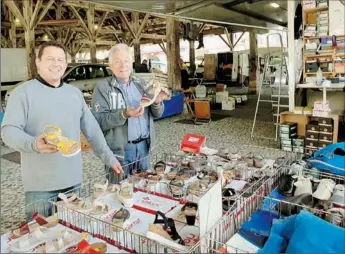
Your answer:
[46,140,81,157]
[146,231,188,252]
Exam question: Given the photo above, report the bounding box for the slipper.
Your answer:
[253,155,265,168]
[12,213,59,237]
[154,161,166,175]
[167,167,179,180]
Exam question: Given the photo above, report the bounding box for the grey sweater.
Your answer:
[1,79,118,192]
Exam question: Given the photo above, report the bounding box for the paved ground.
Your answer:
[0,100,286,234]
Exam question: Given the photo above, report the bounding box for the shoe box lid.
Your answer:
[181,133,206,154]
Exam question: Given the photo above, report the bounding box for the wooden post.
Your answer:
[189,40,196,77]
[9,12,16,48]
[248,30,258,93]
[166,17,181,90]
[25,30,37,79]
[90,43,97,63]
[56,3,62,43]
[134,41,141,68]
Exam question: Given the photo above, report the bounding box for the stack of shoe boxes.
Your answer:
[279,122,298,152]
[305,117,333,154]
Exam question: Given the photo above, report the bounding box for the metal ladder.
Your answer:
[251,33,289,141]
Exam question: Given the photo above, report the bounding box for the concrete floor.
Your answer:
[0,98,285,234]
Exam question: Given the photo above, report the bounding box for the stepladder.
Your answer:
[251,33,290,141]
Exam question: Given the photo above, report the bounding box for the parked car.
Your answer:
[5,63,111,104]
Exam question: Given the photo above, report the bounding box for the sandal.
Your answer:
[146,173,162,182]
[154,161,166,175]
[175,168,190,181]
[146,211,186,250]
[44,230,81,253]
[111,208,130,232]
[43,125,81,157]
[209,171,218,183]
[167,167,179,180]
[91,200,111,215]
[68,239,107,253]
[188,181,208,196]
[12,213,59,237]
[93,180,117,199]
[9,227,63,253]
[197,170,208,180]
[116,182,133,208]
[253,155,265,168]
[56,193,92,213]
[181,202,198,225]
[244,152,254,167]
[168,180,185,198]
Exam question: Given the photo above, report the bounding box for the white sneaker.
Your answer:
[294,176,313,197]
[313,179,336,200]
[117,182,133,207]
[332,184,345,205]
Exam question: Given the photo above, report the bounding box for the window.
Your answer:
[64,66,87,81]
[89,66,107,78]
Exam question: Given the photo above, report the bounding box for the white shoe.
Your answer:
[294,176,313,197]
[117,182,133,208]
[332,184,345,205]
[313,179,336,200]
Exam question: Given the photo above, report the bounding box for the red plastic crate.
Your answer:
[180,133,206,153]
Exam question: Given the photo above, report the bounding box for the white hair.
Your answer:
[108,43,132,63]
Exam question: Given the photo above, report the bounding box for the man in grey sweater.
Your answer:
[1,41,122,219]
[91,44,165,182]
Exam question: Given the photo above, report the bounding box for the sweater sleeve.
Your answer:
[80,95,119,167]
[1,88,37,153]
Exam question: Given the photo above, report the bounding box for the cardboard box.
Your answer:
[221,98,235,111]
[216,91,229,103]
[292,136,305,147]
[319,125,333,133]
[306,131,319,140]
[319,132,333,141]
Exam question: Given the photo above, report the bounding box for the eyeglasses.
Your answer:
[113,59,131,66]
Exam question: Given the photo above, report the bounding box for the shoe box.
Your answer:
[292,136,305,154]
[305,117,334,151]
[279,122,298,152]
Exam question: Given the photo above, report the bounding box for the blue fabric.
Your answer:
[258,233,287,254]
[238,229,268,248]
[261,210,345,253]
[118,79,150,141]
[154,93,184,120]
[286,210,345,253]
[263,187,287,212]
[241,210,280,237]
[310,142,345,176]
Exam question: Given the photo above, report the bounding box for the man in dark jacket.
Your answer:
[91,44,165,183]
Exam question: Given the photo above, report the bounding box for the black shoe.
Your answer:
[154,211,185,245]
[277,193,314,216]
[278,175,296,196]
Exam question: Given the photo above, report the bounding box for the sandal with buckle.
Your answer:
[168,180,185,198]
[167,167,179,180]
[153,211,185,245]
[188,181,208,196]
[112,208,130,232]
[146,173,162,182]
[43,125,81,157]
[175,168,190,181]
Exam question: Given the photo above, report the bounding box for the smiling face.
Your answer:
[35,46,68,86]
[109,49,132,83]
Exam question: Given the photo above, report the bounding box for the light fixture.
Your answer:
[15,18,20,23]
[94,24,98,29]
[270,2,280,8]
[43,34,48,40]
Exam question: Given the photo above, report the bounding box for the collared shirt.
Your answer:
[117,78,150,141]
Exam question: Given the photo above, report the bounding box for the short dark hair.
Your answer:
[37,41,68,60]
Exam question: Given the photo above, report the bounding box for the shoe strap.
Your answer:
[154,211,168,225]
[43,125,61,135]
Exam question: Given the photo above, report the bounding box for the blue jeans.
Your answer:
[106,140,150,184]
[25,185,79,221]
